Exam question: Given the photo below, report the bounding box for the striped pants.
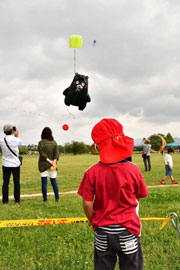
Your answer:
[94,226,143,270]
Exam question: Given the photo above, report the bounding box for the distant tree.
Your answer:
[31,147,38,152]
[19,146,28,154]
[150,133,174,150]
[165,133,174,144]
[86,144,91,152]
[64,141,89,155]
[71,141,89,155]
[150,136,162,151]
[64,143,73,154]
[58,145,64,153]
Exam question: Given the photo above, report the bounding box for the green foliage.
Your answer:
[64,142,73,153]
[165,132,174,143]
[58,145,64,153]
[150,136,162,151]
[19,146,28,154]
[64,141,89,155]
[150,132,174,151]
[71,141,89,155]
[31,147,38,152]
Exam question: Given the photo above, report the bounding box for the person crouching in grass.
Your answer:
[78,118,148,270]
[160,148,178,185]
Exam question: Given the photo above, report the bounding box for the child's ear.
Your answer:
[90,144,99,153]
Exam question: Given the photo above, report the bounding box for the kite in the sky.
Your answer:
[93,40,96,46]
[69,34,83,74]
[63,73,91,111]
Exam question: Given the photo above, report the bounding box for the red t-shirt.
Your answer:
[78,161,148,237]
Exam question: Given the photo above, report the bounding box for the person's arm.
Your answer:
[52,142,59,163]
[14,129,19,137]
[83,200,94,227]
[38,142,53,165]
[136,168,149,200]
[14,130,24,146]
[55,142,59,159]
[38,142,47,160]
[46,157,54,165]
[53,159,57,165]
[52,143,59,166]
[167,161,173,170]
[142,138,146,143]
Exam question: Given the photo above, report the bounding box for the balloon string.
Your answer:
[65,106,76,119]
[74,49,76,74]
[9,106,60,126]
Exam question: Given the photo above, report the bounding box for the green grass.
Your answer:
[0,152,179,195]
[0,153,180,270]
[0,154,100,195]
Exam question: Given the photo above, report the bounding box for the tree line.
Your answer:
[5,141,91,155]
[0,133,175,155]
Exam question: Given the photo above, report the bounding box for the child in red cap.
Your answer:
[78,118,148,270]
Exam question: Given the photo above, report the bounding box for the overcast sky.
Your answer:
[0,0,180,145]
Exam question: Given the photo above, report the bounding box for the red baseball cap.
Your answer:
[91,118,134,163]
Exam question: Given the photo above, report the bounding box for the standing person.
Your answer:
[78,119,148,270]
[160,146,164,155]
[160,148,178,185]
[0,124,23,204]
[142,138,151,171]
[38,127,59,202]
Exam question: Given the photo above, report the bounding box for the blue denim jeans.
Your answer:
[41,177,59,201]
[165,165,173,176]
[143,155,151,171]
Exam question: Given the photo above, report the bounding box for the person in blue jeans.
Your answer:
[38,127,59,202]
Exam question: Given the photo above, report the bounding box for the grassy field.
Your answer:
[0,153,180,270]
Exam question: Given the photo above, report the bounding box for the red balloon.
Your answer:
[62,124,69,131]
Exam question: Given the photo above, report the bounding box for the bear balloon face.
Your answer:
[73,76,87,91]
[63,73,91,111]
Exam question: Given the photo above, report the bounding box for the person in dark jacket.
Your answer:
[38,127,59,202]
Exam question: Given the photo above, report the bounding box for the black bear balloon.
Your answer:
[63,73,91,111]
